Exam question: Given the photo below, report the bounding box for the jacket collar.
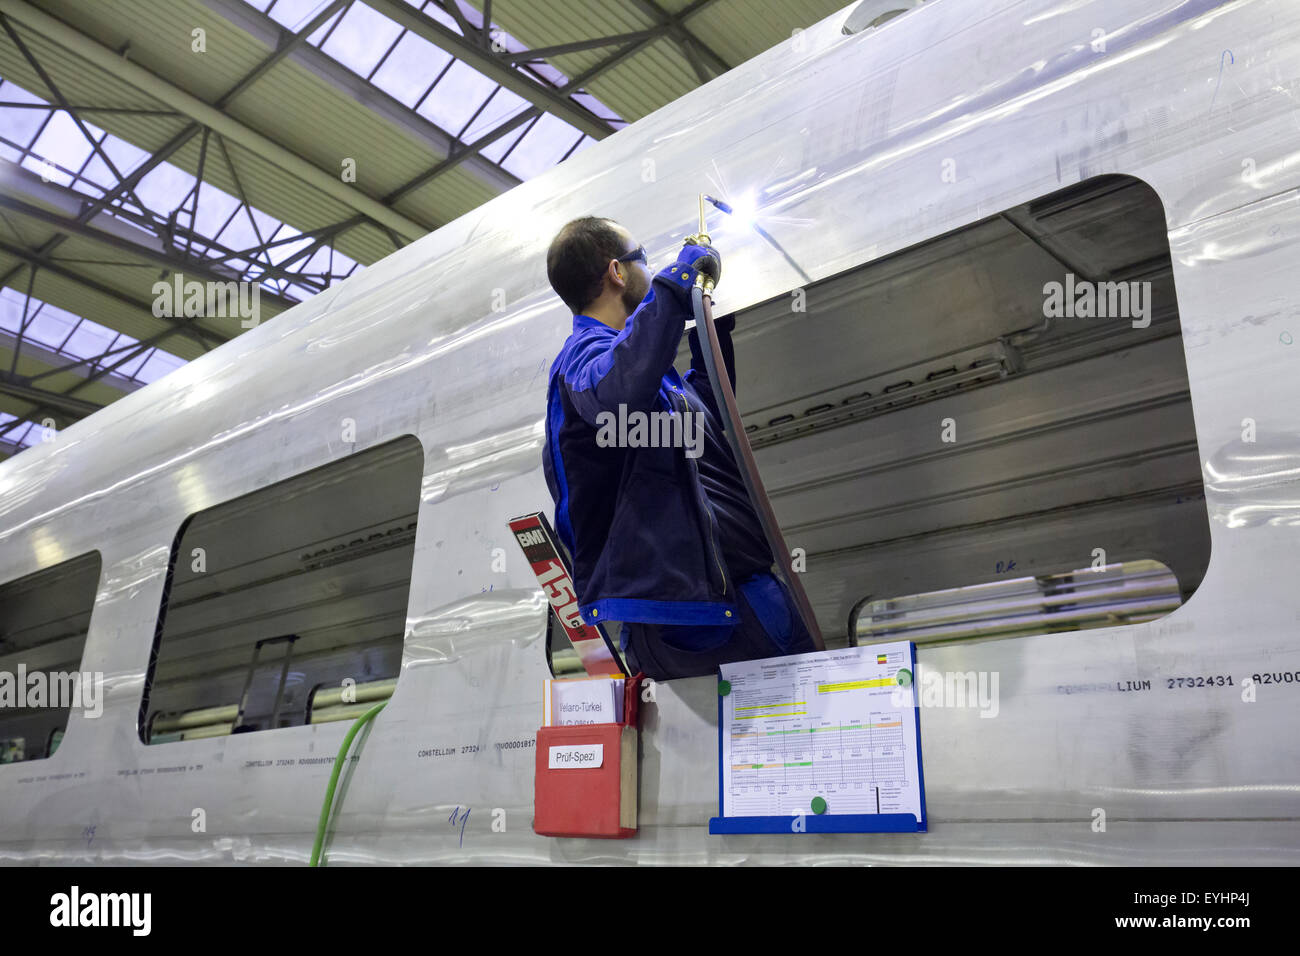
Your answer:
[574,313,619,333]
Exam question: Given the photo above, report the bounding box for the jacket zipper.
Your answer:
[673,386,728,597]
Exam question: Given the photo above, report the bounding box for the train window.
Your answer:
[714,173,1208,648]
[139,436,422,743]
[852,559,1181,647]
[0,551,101,763]
[305,677,398,725]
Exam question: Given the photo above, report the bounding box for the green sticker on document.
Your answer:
[811,796,827,815]
[718,680,731,696]
[896,668,912,687]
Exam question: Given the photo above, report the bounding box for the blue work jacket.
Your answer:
[543,263,756,628]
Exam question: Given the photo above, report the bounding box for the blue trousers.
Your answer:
[620,572,817,680]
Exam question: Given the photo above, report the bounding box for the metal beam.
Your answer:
[199,0,522,197]
[503,30,662,64]
[0,14,150,213]
[625,0,731,80]
[0,2,411,298]
[382,103,541,205]
[213,0,352,110]
[0,191,301,314]
[0,122,204,292]
[0,102,180,117]
[4,144,329,297]
[0,0,431,241]
[437,0,482,48]
[24,324,189,384]
[0,324,170,438]
[369,0,617,141]
[0,370,102,417]
[0,262,222,440]
[0,321,159,440]
[6,261,36,377]
[0,236,233,351]
[381,0,726,202]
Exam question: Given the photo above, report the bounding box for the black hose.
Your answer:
[690,283,824,650]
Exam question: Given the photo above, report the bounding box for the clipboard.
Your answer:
[708,641,927,835]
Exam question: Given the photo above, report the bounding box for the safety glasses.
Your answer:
[616,245,648,266]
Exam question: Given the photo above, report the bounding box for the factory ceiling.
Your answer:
[0,0,854,458]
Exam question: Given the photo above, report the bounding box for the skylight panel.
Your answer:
[0,288,27,333]
[0,288,176,389]
[99,134,149,178]
[307,7,346,45]
[268,0,334,31]
[331,248,357,273]
[0,79,48,147]
[567,135,596,159]
[461,85,529,142]
[21,304,79,350]
[191,181,243,237]
[236,1,626,180]
[479,122,529,163]
[9,421,36,447]
[115,346,152,380]
[135,163,196,213]
[60,320,119,362]
[519,59,566,89]
[28,110,96,174]
[214,209,260,252]
[106,330,140,359]
[19,153,71,187]
[134,349,187,385]
[321,3,404,77]
[416,59,498,135]
[369,31,451,106]
[420,1,464,36]
[266,225,315,266]
[501,112,582,179]
[300,244,334,279]
[77,152,115,190]
[247,206,282,242]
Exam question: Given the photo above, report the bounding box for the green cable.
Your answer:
[309,701,387,867]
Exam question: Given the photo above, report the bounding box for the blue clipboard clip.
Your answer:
[709,812,924,834]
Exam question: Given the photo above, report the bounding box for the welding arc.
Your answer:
[701,194,811,284]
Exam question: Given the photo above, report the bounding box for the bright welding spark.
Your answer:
[700,161,816,283]
[728,192,759,228]
[704,158,814,234]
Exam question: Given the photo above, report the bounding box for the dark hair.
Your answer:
[546,216,627,314]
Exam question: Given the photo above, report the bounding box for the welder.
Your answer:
[542,216,816,680]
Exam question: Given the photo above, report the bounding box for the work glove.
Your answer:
[659,243,723,299]
[678,242,722,286]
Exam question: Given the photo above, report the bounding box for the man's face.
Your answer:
[613,224,651,315]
